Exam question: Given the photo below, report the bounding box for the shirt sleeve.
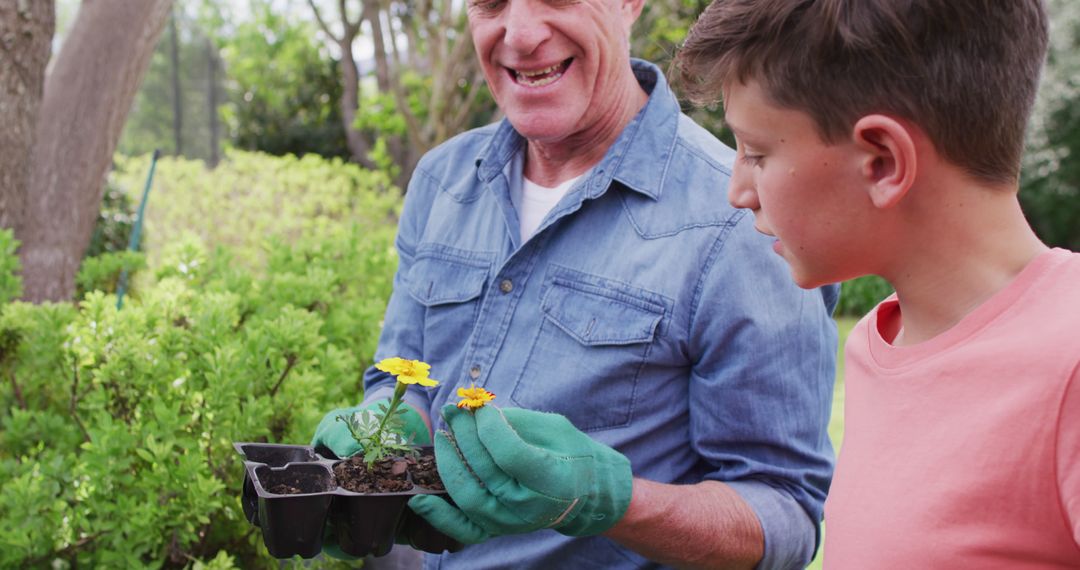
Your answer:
[687,212,838,570]
[1058,360,1080,549]
[360,168,436,422]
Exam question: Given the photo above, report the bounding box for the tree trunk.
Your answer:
[0,0,55,234]
[20,0,174,302]
[307,0,374,169]
[206,37,219,168]
[337,34,374,169]
[169,8,182,156]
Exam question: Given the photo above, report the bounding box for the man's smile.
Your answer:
[507,58,573,87]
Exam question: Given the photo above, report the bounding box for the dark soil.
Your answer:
[409,451,444,491]
[334,455,415,493]
[267,482,304,495]
[263,469,332,495]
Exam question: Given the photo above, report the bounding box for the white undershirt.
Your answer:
[519,175,580,242]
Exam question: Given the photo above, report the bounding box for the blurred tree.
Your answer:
[0,1,54,235]
[220,4,350,160]
[633,0,731,145]
[1021,0,1080,250]
[117,3,226,164]
[2,0,173,302]
[307,0,494,187]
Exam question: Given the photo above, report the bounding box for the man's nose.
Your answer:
[727,165,760,211]
[503,1,551,54]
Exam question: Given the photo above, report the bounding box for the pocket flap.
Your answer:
[541,283,663,346]
[407,255,489,306]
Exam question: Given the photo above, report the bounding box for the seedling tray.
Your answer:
[235,442,462,559]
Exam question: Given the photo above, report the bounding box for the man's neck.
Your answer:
[523,74,649,187]
[884,179,1048,346]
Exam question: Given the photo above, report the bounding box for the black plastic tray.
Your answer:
[235,442,462,559]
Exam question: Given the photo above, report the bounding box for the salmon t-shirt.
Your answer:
[824,248,1080,569]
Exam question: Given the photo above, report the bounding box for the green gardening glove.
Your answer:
[310,398,431,459]
[407,405,633,544]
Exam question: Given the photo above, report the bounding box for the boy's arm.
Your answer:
[1059,363,1080,547]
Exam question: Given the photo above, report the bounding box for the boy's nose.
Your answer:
[727,166,760,211]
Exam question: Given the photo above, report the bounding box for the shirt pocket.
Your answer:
[406,249,491,362]
[509,268,666,432]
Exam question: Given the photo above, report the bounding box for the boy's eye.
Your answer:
[740,153,764,167]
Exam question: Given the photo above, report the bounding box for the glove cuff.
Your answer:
[558,449,633,537]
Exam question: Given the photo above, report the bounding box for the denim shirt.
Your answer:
[364,60,839,570]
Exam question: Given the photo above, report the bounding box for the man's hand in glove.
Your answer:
[310,399,431,459]
[408,405,633,544]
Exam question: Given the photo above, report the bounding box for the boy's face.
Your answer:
[724,79,875,288]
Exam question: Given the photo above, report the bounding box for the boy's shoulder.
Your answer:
[1030,248,1080,301]
[851,248,1080,360]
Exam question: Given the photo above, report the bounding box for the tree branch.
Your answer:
[23,532,104,568]
[268,354,298,398]
[7,369,27,410]
[377,8,424,150]
[306,0,341,43]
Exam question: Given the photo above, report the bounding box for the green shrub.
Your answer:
[836,275,894,317]
[110,150,400,271]
[85,179,140,259]
[0,151,400,567]
[0,229,21,305]
[75,250,147,300]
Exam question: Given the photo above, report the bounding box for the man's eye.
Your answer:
[471,0,505,11]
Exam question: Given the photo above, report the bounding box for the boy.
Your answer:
[674,1,1080,568]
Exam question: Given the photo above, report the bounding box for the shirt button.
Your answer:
[499,279,513,293]
[469,365,481,379]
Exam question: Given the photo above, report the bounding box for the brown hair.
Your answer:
[673,0,1049,184]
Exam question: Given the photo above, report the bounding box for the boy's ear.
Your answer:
[852,115,918,209]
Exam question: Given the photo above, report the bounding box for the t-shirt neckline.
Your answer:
[867,248,1069,370]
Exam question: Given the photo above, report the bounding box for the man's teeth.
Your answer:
[514,63,564,87]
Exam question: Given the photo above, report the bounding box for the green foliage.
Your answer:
[118,6,225,162]
[836,276,894,317]
[110,150,399,272]
[0,229,22,305]
[0,152,400,566]
[86,179,140,259]
[220,7,349,160]
[336,405,415,468]
[633,0,729,140]
[76,251,147,300]
[1020,0,1080,250]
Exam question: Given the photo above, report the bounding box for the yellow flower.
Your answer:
[376,357,439,387]
[456,384,496,410]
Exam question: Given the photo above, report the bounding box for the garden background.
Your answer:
[1,0,1078,567]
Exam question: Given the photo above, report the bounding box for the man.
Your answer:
[313,0,838,568]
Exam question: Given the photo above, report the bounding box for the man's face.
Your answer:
[466,0,638,144]
[724,79,877,289]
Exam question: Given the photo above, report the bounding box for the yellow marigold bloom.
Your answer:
[456,384,496,410]
[376,357,439,387]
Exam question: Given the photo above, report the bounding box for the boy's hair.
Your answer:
[674,0,1049,184]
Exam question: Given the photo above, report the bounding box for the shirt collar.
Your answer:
[475,59,679,201]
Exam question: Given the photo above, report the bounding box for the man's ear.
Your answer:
[623,0,645,28]
[852,115,918,209]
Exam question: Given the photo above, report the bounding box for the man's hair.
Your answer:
[673,0,1049,184]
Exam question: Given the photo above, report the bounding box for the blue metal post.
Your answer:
[116,149,160,309]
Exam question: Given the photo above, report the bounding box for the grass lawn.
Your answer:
[806,316,859,570]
